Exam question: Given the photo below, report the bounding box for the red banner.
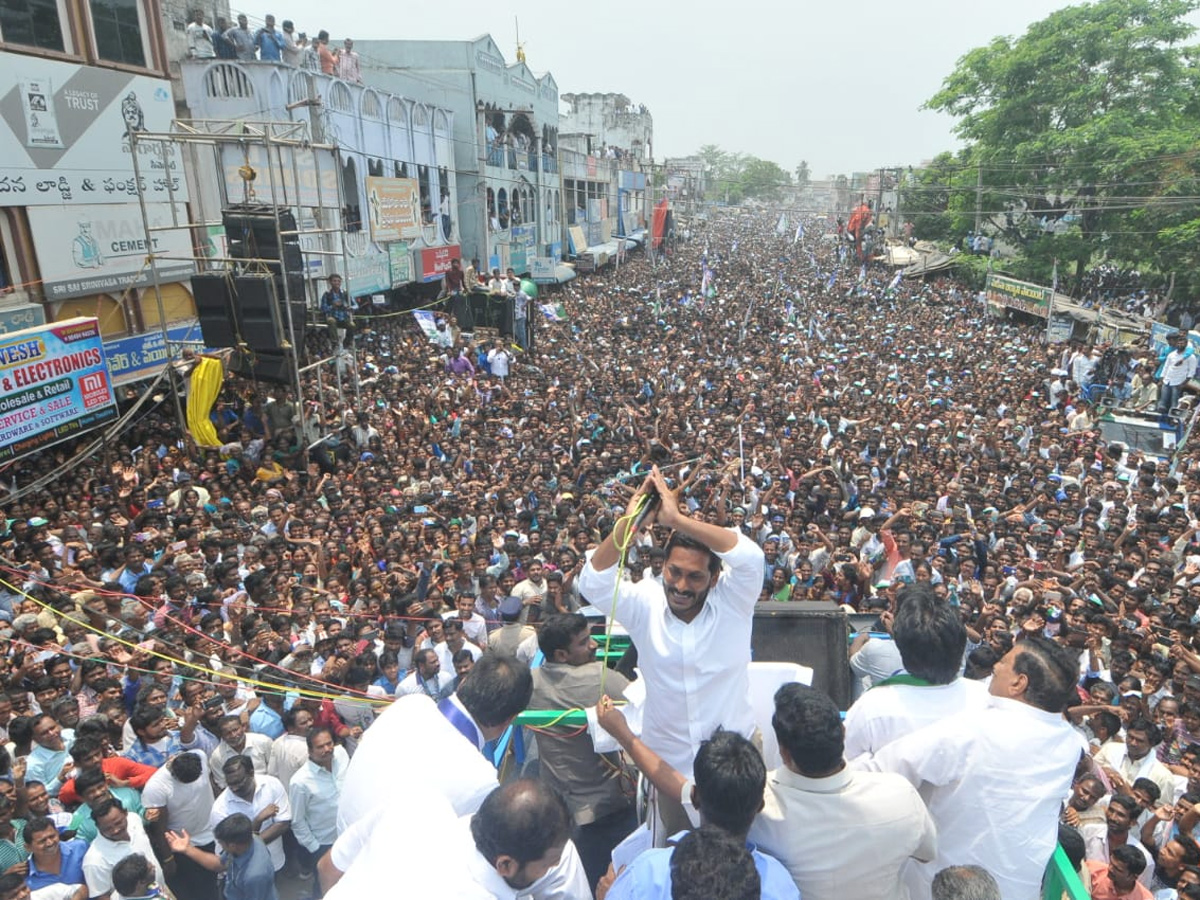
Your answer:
[651,198,668,249]
[419,245,460,282]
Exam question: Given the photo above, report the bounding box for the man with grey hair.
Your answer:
[932,866,1001,900]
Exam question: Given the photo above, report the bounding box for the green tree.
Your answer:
[899,152,974,243]
[692,145,791,204]
[925,0,1200,289]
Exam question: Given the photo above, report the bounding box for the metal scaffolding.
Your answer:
[127,118,360,440]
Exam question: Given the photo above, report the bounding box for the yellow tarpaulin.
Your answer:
[187,356,224,448]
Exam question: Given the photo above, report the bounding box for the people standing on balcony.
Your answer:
[336,39,362,84]
[254,15,285,63]
[213,17,237,60]
[316,31,336,75]
[280,21,301,66]
[185,11,215,60]
[225,14,256,62]
[298,34,320,72]
[486,120,501,167]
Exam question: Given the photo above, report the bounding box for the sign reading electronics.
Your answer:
[0,317,117,462]
[0,57,184,206]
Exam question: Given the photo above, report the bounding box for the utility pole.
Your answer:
[974,160,983,234]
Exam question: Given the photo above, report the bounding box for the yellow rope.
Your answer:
[599,492,650,696]
[0,574,386,706]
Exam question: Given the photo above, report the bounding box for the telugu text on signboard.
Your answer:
[365,177,422,243]
[0,317,118,462]
[0,58,185,207]
[984,273,1052,318]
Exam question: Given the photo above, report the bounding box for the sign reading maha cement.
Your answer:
[0,317,117,462]
[985,272,1052,318]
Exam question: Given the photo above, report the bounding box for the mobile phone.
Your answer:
[413,506,428,514]
[171,541,187,552]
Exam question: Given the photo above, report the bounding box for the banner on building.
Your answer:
[221,144,339,209]
[0,58,183,206]
[28,203,194,300]
[388,242,412,288]
[419,245,459,283]
[1046,314,1075,344]
[0,317,117,462]
[984,273,1052,318]
[510,225,535,273]
[0,306,47,337]
[365,177,422,242]
[531,257,555,283]
[103,320,202,385]
[346,250,391,297]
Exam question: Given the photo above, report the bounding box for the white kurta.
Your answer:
[859,696,1088,900]
[748,766,936,900]
[578,529,763,776]
[336,694,589,900]
[843,677,990,764]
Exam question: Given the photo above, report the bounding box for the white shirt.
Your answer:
[859,696,1088,900]
[336,695,589,899]
[1080,823,1155,888]
[289,747,349,852]
[436,639,482,673]
[1095,742,1177,806]
[338,694,496,830]
[209,774,292,870]
[82,814,163,898]
[578,529,763,776]
[843,677,990,764]
[749,766,936,900]
[330,805,589,900]
[267,732,309,790]
[141,750,215,845]
[210,732,273,789]
[396,669,456,700]
[848,635,905,694]
[443,611,489,648]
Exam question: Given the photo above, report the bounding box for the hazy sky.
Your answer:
[265,0,1111,176]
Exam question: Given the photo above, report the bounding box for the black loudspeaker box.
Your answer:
[752,601,854,709]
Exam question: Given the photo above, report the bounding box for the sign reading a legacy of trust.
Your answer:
[984,273,1052,318]
[0,317,117,462]
[0,57,184,206]
[365,177,422,242]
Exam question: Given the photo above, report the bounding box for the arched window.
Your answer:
[289,72,314,106]
[497,188,509,230]
[204,64,253,99]
[342,156,361,232]
[327,81,354,113]
[361,90,383,120]
[388,97,408,128]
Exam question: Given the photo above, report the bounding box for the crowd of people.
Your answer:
[185,10,361,83]
[0,206,1199,899]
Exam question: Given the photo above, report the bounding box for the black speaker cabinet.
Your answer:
[233,274,281,350]
[191,273,237,348]
[752,601,853,709]
[229,350,293,384]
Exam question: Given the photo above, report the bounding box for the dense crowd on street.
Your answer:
[1,205,1200,900]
